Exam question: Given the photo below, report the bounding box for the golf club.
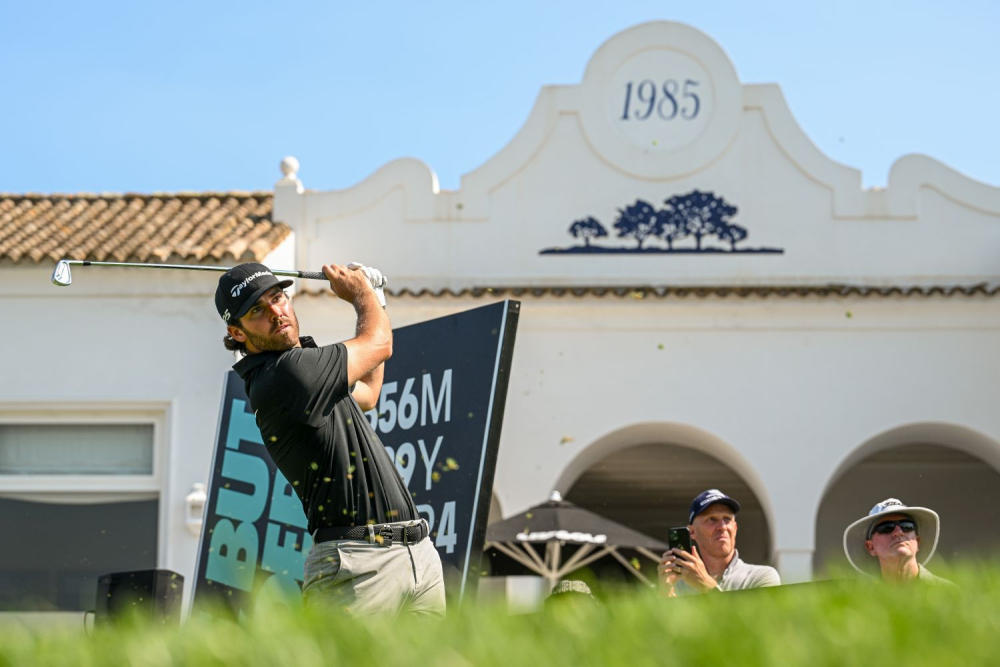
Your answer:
[51,259,330,286]
[52,259,388,307]
[51,259,385,288]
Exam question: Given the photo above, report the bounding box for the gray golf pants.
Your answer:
[302,520,446,617]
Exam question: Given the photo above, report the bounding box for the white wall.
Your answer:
[293,290,1000,581]
[278,23,1000,294]
[5,20,1000,604]
[274,23,1000,584]
[1,231,295,608]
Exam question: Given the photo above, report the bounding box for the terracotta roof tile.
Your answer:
[0,193,289,265]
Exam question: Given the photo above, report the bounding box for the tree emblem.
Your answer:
[539,189,783,255]
[664,190,736,251]
[612,199,661,249]
[568,217,608,247]
[659,206,689,250]
[717,223,748,251]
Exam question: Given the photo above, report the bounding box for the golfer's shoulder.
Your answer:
[269,344,345,381]
[244,352,292,394]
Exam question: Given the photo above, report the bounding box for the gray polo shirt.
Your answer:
[676,549,781,595]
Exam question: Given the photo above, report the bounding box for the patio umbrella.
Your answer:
[483,491,668,587]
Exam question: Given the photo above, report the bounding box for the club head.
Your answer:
[52,260,72,286]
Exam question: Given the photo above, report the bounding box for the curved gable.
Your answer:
[276,21,1000,293]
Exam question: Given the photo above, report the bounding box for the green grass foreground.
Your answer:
[1,565,998,666]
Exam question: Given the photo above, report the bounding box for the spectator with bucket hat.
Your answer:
[843,498,954,586]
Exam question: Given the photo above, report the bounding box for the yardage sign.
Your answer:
[193,301,519,614]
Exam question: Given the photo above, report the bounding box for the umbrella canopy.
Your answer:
[484,492,668,588]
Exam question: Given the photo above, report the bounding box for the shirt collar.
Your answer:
[232,335,318,378]
[719,549,743,581]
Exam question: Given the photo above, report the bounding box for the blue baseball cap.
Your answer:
[688,489,741,524]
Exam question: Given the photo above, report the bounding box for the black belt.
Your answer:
[312,521,428,548]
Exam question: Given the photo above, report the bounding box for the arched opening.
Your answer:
[561,425,774,569]
[814,423,1000,575]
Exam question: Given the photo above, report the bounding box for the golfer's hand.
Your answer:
[657,551,681,597]
[669,545,717,593]
[322,263,375,305]
[347,262,387,307]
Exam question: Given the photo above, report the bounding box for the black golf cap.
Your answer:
[215,262,293,324]
[688,489,741,524]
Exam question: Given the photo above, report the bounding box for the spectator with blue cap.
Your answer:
[658,489,780,596]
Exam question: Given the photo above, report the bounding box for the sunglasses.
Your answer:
[870,520,917,537]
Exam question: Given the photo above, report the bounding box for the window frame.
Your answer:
[0,402,170,567]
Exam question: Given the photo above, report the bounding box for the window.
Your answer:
[0,424,153,474]
[0,497,158,611]
[0,413,166,612]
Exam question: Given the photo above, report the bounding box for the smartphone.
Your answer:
[668,526,692,552]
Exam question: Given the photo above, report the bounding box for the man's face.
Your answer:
[865,512,921,562]
[688,503,737,559]
[227,286,300,353]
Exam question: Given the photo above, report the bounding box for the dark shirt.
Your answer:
[233,336,416,533]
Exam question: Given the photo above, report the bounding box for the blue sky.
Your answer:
[2,1,997,194]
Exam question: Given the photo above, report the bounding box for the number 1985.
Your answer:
[621,78,701,121]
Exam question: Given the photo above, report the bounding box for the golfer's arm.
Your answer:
[351,363,384,411]
[343,290,392,398]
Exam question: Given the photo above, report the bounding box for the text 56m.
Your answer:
[365,369,453,434]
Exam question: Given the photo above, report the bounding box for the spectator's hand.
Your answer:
[657,551,681,597]
[670,545,718,593]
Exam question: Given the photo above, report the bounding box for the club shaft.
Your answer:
[63,260,327,281]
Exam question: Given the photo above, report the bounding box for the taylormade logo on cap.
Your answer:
[230,271,273,298]
[215,262,292,324]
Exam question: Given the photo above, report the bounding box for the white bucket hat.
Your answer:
[842,498,940,576]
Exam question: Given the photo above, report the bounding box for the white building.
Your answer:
[3,21,999,614]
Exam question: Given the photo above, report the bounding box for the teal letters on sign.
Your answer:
[216,451,270,523]
[206,518,259,591]
[203,396,311,600]
[226,399,263,450]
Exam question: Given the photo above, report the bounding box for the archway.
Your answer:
[560,424,774,568]
[814,423,1000,575]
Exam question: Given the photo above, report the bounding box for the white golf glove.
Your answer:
[347,262,387,307]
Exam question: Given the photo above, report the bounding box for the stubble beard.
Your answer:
[243,312,300,352]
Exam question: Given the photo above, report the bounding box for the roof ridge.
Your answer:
[0,191,274,200]
[295,283,1000,300]
[0,192,287,265]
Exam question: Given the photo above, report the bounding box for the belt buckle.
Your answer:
[378,524,394,548]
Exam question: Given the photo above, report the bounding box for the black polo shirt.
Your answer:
[233,336,416,533]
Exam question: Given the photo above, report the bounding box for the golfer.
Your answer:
[215,261,446,616]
